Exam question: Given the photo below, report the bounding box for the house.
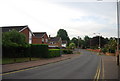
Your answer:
[48,37,62,48]
[1,25,33,44]
[62,40,67,48]
[32,32,49,44]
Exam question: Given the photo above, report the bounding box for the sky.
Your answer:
[0,0,120,39]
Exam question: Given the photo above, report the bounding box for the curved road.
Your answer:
[3,49,101,79]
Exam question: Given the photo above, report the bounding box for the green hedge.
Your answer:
[48,49,61,58]
[62,49,73,54]
[2,44,49,58]
[31,44,48,58]
[3,44,63,58]
[2,45,30,58]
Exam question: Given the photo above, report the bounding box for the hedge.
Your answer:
[30,44,48,58]
[2,44,64,58]
[48,49,61,58]
[2,44,49,58]
[2,45,30,58]
[62,49,73,54]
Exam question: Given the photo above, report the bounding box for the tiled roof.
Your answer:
[1,25,28,32]
[33,32,46,38]
[49,37,61,42]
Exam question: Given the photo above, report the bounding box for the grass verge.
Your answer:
[1,58,41,64]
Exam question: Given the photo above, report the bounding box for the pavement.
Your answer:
[100,55,118,80]
[1,49,119,81]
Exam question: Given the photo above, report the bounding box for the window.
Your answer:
[42,38,44,42]
[50,42,54,44]
[29,32,32,44]
[46,39,48,42]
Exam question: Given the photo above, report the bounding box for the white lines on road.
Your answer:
[102,58,105,80]
[93,58,101,81]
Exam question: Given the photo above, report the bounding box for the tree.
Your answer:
[57,29,70,45]
[84,36,90,48]
[2,29,29,62]
[69,43,76,49]
[107,38,117,53]
[91,36,108,49]
[2,29,27,47]
[70,37,78,47]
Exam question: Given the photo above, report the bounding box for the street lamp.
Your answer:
[116,0,120,66]
[78,36,80,48]
[93,33,101,54]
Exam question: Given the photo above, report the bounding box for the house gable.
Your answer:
[32,32,48,44]
[1,25,33,44]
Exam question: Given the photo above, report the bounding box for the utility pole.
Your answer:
[78,36,79,48]
[117,0,119,66]
[93,33,101,54]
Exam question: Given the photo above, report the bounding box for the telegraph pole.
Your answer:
[117,0,119,66]
[78,36,79,48]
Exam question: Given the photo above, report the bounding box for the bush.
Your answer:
[62,49,73,54]
[31,44,48,58]
[101,48,107,53]
[109,49,115,53]
[48,49,61,58]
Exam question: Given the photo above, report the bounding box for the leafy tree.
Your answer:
[91,36,108,49]
[101,38,117,53]
[57,29,70,45]
[2,29,29,62]
[84,36,90,48]
[107,38,117,53]
[2,29,28,47]
[70,37,78,47]
[69,43,76,49]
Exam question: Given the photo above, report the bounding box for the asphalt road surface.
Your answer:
[3,49,101,79]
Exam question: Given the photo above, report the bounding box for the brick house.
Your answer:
[48,37,62,48]
[1,25,33,44]
[32,32,49,44]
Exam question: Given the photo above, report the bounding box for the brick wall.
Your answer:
[32,37,42,44]
[32,33,48,44]
[20,28,29,43]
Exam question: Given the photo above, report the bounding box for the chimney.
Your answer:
[49,35,51,39]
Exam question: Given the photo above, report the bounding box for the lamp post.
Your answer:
[93,33,101,54]
[116,0,120,66]
[78,36,80,48]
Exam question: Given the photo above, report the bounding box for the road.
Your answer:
[3,49,101,79]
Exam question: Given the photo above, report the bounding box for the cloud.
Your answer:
[0,0,117,39]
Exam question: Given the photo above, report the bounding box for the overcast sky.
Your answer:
[0,0,120,39]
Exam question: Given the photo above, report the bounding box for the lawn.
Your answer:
[2,58,41,64]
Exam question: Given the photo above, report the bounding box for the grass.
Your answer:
[1,57,41,64]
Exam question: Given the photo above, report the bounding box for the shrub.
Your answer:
[109,49,115,53]
[62,49,73,54]
[101,48,107,53]
[48,49,61,58]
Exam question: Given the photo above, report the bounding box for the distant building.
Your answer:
[48,37,62,48]
[62,40,67,48]
[1,25,33,44]
[32,32,48,44]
